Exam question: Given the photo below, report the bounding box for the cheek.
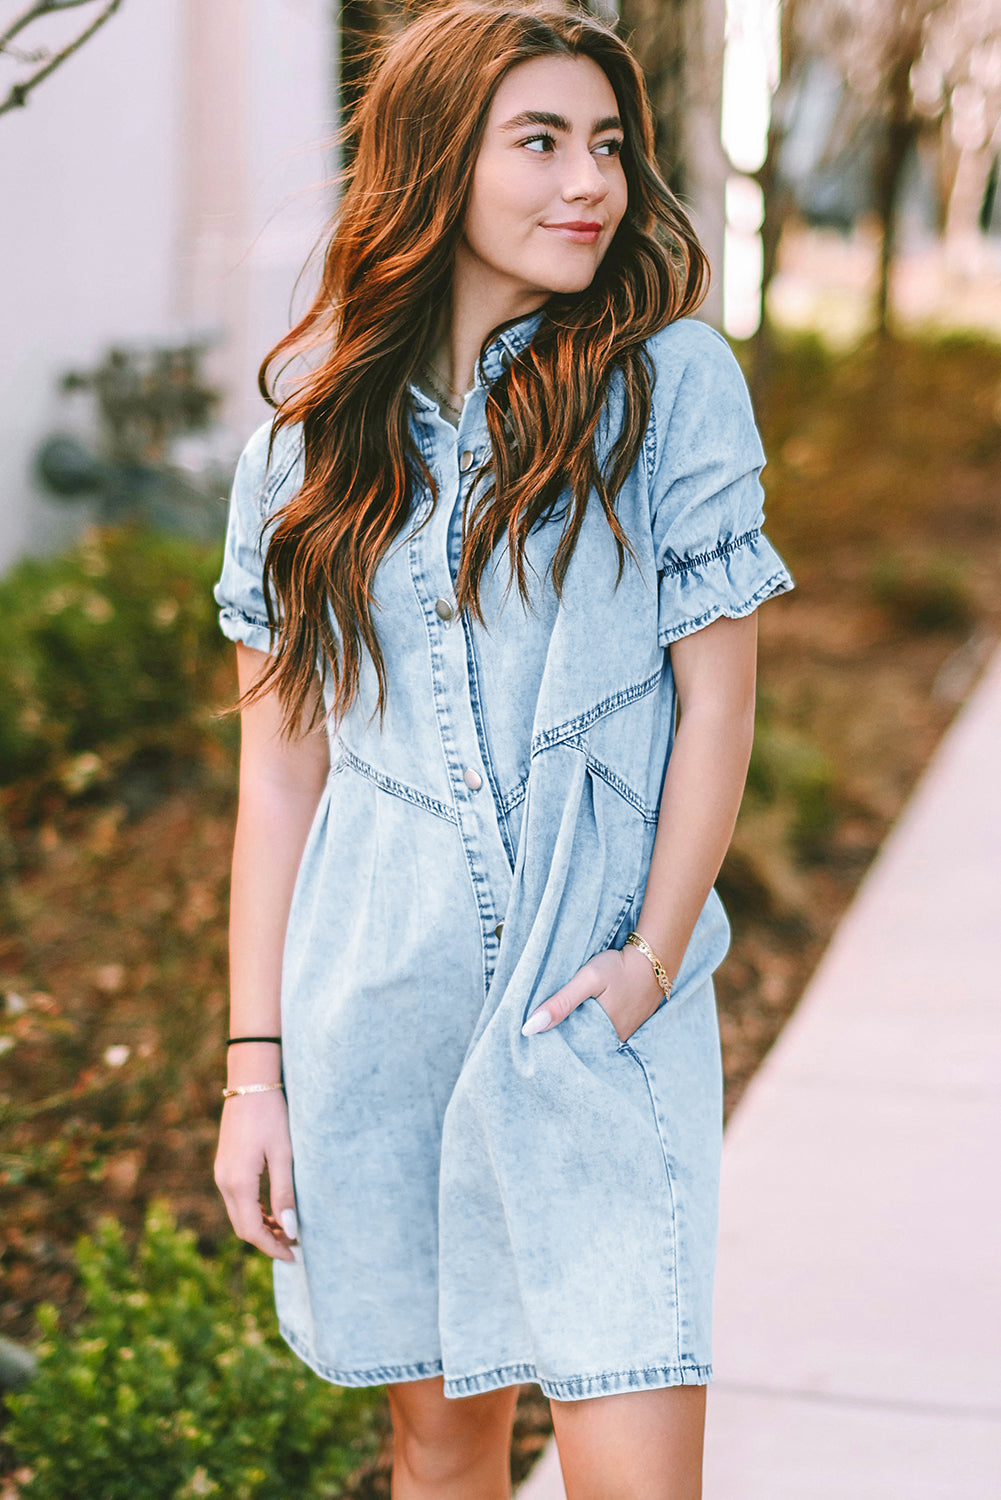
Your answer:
[465,167,546,259]
[608,172,628,231]
[464,160,520,251]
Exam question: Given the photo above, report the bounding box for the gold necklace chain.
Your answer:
[419,359,470,423]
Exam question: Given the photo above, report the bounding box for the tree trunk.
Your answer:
[872,37,921,338]
[751,159,795,403]
[750,0,802,401]
[338,0,386,162]
[617,0,688,194]
[873,121,915,337]
[618,0,726,325]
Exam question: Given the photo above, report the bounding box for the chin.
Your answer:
[533,262,602,296]
[547,273,601,295]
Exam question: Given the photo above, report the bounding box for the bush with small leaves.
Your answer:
[0,526,231,787]
[747,714,838,856]
[3,1201,386,1499]
[870,552,975,635]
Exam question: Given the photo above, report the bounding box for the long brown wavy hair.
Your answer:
[252,0,709,734]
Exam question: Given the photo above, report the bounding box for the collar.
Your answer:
[408,308,544,414]
[477,308,544,386]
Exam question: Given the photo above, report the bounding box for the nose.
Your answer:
[561,147,610,205]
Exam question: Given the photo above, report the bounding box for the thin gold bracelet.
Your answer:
[221,1082,285,1099]
[624,930,673,998]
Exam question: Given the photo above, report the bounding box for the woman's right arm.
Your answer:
[213,642,331,1261]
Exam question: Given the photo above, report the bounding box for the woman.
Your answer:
[213,3,793,1496]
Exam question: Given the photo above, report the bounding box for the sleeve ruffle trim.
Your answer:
[218,605,274,656]
[657,528,794,647]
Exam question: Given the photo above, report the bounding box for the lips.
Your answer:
[541,221,603,243]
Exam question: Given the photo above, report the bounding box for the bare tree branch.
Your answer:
[0,0,101,51]
[0,0,121,116]
[1,41,49,64]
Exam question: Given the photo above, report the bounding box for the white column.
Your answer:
[176,0,338,435]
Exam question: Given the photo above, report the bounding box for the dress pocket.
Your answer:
[584,892,682,1047]
[617,987,677,1047]
[579,993,626,1049]
[585,987,677,1049]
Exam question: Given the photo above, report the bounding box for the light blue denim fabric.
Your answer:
[214,314,794,1401]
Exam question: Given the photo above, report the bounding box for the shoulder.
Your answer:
[641,318,760,477]
[645,315,730,364]
[644,318,752,415]
[231,415,305,526]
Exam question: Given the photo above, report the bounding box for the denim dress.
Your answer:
[215,313,794,1402]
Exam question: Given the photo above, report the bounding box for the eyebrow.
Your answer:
[498,110,623,134]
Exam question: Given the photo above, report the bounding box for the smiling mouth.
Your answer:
[542,221,603,241]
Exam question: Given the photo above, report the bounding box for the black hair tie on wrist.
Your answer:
[227,1036,282,1047]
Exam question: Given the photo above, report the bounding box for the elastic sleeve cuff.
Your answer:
[657,528,795,647]
[217,604,275,656]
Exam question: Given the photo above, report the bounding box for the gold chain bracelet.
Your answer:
[624,930,673,999]
[222,1082,285,1099]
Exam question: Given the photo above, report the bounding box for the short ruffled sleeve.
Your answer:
[647,320,794,647]
[213,417,303,655]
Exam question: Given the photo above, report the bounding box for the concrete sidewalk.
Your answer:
[519,642,1001,1498]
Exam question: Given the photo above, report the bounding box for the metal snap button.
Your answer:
[434,598,454,621]
[459,450,475,473]
[463,767,483,790]
[494,920,504,939]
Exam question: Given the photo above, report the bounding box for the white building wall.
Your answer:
[0,0,337,573]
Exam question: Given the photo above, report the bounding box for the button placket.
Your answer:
[414,395,516,961]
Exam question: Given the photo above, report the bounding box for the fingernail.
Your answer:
[280,1208,298,1241]
[521,1008,551,1036]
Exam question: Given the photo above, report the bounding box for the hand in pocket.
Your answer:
[522,943,667,1043]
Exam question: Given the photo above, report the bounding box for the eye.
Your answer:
[594,137,623,157]
[522,132,557,153]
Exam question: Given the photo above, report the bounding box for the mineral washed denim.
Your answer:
[214,313,794,1401]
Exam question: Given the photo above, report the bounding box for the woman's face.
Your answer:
[457,54,628,308]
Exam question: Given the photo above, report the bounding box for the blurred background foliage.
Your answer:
[0,529,230,792]
[2,0,1001,1493]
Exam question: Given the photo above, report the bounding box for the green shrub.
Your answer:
[869,551,974,633]
[0,527,230,786]
[3,1201,386,1499]
[747,717,838,854]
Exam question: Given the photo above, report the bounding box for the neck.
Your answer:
[429,248,548,396]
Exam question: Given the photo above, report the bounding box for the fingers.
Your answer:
[262,1208,298,1257]
[216,1174,295,1261]
[522,960,600,1035]
[268,1153,299,1247]
[222,1177,296,1262]
[214,1105,297,1262]
[521,949,659,1042]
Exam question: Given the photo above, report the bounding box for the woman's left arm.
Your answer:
[526,611,758,1041]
